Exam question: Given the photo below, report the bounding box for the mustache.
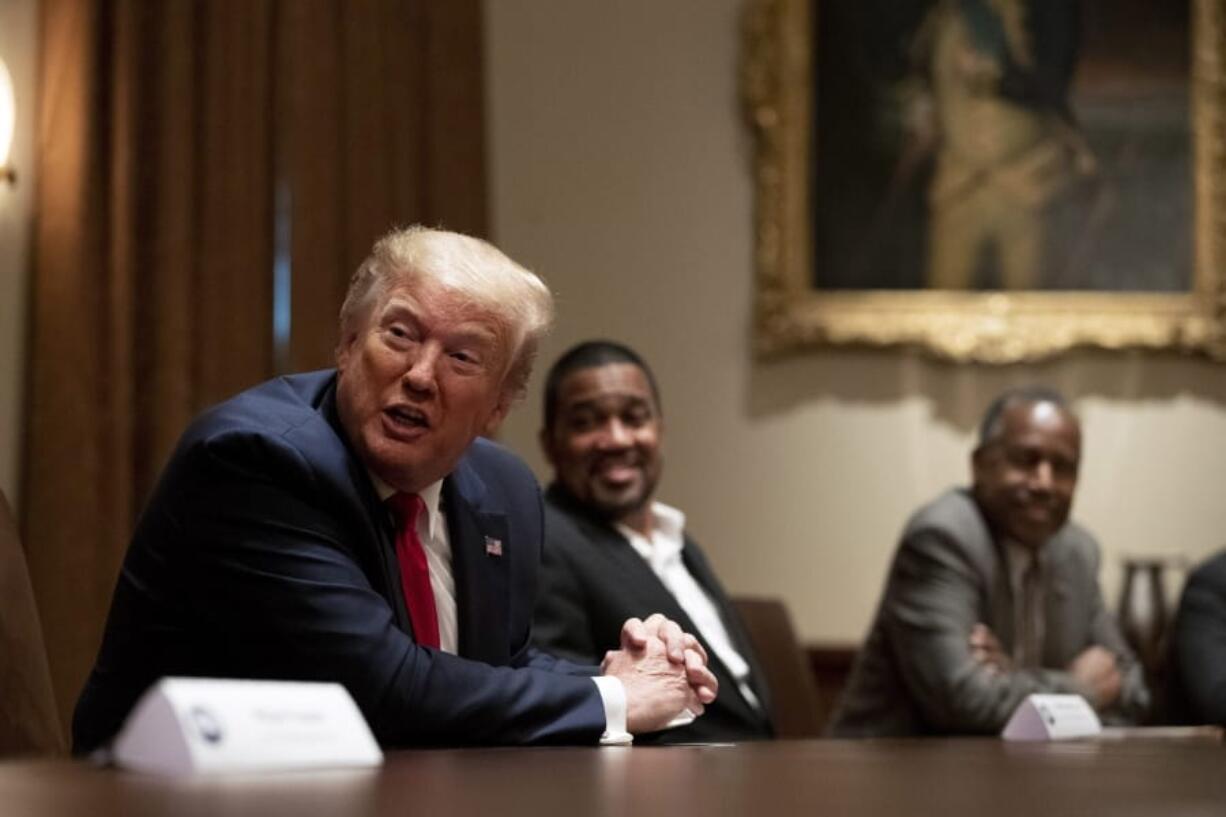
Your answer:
[590,452,642,468]
[1009,485,1059,501]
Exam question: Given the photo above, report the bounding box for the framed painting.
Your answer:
[742,0,1226,362]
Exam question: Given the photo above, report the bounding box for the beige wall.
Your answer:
[0,0,38,511]
[485,0,1226,643]
[2,1,1223,645]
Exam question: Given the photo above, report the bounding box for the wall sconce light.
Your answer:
[0,57,15,186]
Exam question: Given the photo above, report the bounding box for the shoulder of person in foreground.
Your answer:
[1171,550,1226,726]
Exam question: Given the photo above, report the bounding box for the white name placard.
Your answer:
[110,677,383,775]
[1001,693,1102,742]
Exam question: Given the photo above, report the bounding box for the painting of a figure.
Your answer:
[813,0,1191,292]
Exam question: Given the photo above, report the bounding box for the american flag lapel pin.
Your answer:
[484,536,503,557]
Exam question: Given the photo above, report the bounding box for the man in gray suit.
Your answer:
[532,341,774,743]
[829,387,1148,736]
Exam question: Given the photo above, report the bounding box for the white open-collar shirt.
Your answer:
[372,474,630,743]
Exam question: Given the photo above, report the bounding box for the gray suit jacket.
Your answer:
[829,488,1149,736]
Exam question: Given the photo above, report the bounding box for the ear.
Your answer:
[335,330,359,373]
[481,389,515,438]
[539,426,556,468]
[970,444,989,484]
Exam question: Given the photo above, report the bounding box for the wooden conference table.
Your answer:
[2,737,1222,817]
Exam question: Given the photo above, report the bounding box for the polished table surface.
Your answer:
[2,738,1223,817]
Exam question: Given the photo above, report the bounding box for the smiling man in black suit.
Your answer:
[533,341,774,743]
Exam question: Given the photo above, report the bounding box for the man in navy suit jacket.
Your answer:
[73,227,716,753]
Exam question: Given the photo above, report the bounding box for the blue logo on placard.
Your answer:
[190,706,224,744]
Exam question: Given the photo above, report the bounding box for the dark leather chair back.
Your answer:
[0,489,64,756]
[733,597,824,737]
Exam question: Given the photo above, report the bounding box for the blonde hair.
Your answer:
[339,225,554,399]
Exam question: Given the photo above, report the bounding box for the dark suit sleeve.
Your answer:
[159,431,605,747]
[883,529,1088,733]
[533,520,604,666]
[1173,558,1226,725]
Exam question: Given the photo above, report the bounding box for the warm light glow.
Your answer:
[0,57,15,184]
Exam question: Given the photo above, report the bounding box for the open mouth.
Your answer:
[383,405,430,435]
[594,460,641,485]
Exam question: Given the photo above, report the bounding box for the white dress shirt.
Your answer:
[616,501,761,713]
[373,475,629,743]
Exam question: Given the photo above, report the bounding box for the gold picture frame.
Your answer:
[743,0,1226,363]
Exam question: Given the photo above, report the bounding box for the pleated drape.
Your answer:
[23,0,486,739]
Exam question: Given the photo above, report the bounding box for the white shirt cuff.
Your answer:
[665,709,696,729]
[591,676,633,745]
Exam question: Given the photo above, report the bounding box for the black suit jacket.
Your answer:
[533,484,773,742]
[73,371,604,753]
[1169,549,1226,725]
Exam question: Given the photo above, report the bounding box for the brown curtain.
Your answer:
[24,0,487,741]
[0,488,63,757]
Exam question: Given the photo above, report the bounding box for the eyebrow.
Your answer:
[378,301,419,323]
[564,394,653,413]
[379,300,500,346]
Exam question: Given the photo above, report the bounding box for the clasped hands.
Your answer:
[968,622,1122,710]
[600,613,718,734]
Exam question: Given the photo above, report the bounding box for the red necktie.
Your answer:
[388,493,440,649]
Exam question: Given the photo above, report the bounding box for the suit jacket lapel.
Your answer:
[444,459,511,666]
[1041,535,1078,666]
[573,510,700,636]
[680,541,773,720]
[573,503,769,724]
[317,378,411,633]
[986,537,1015,655]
